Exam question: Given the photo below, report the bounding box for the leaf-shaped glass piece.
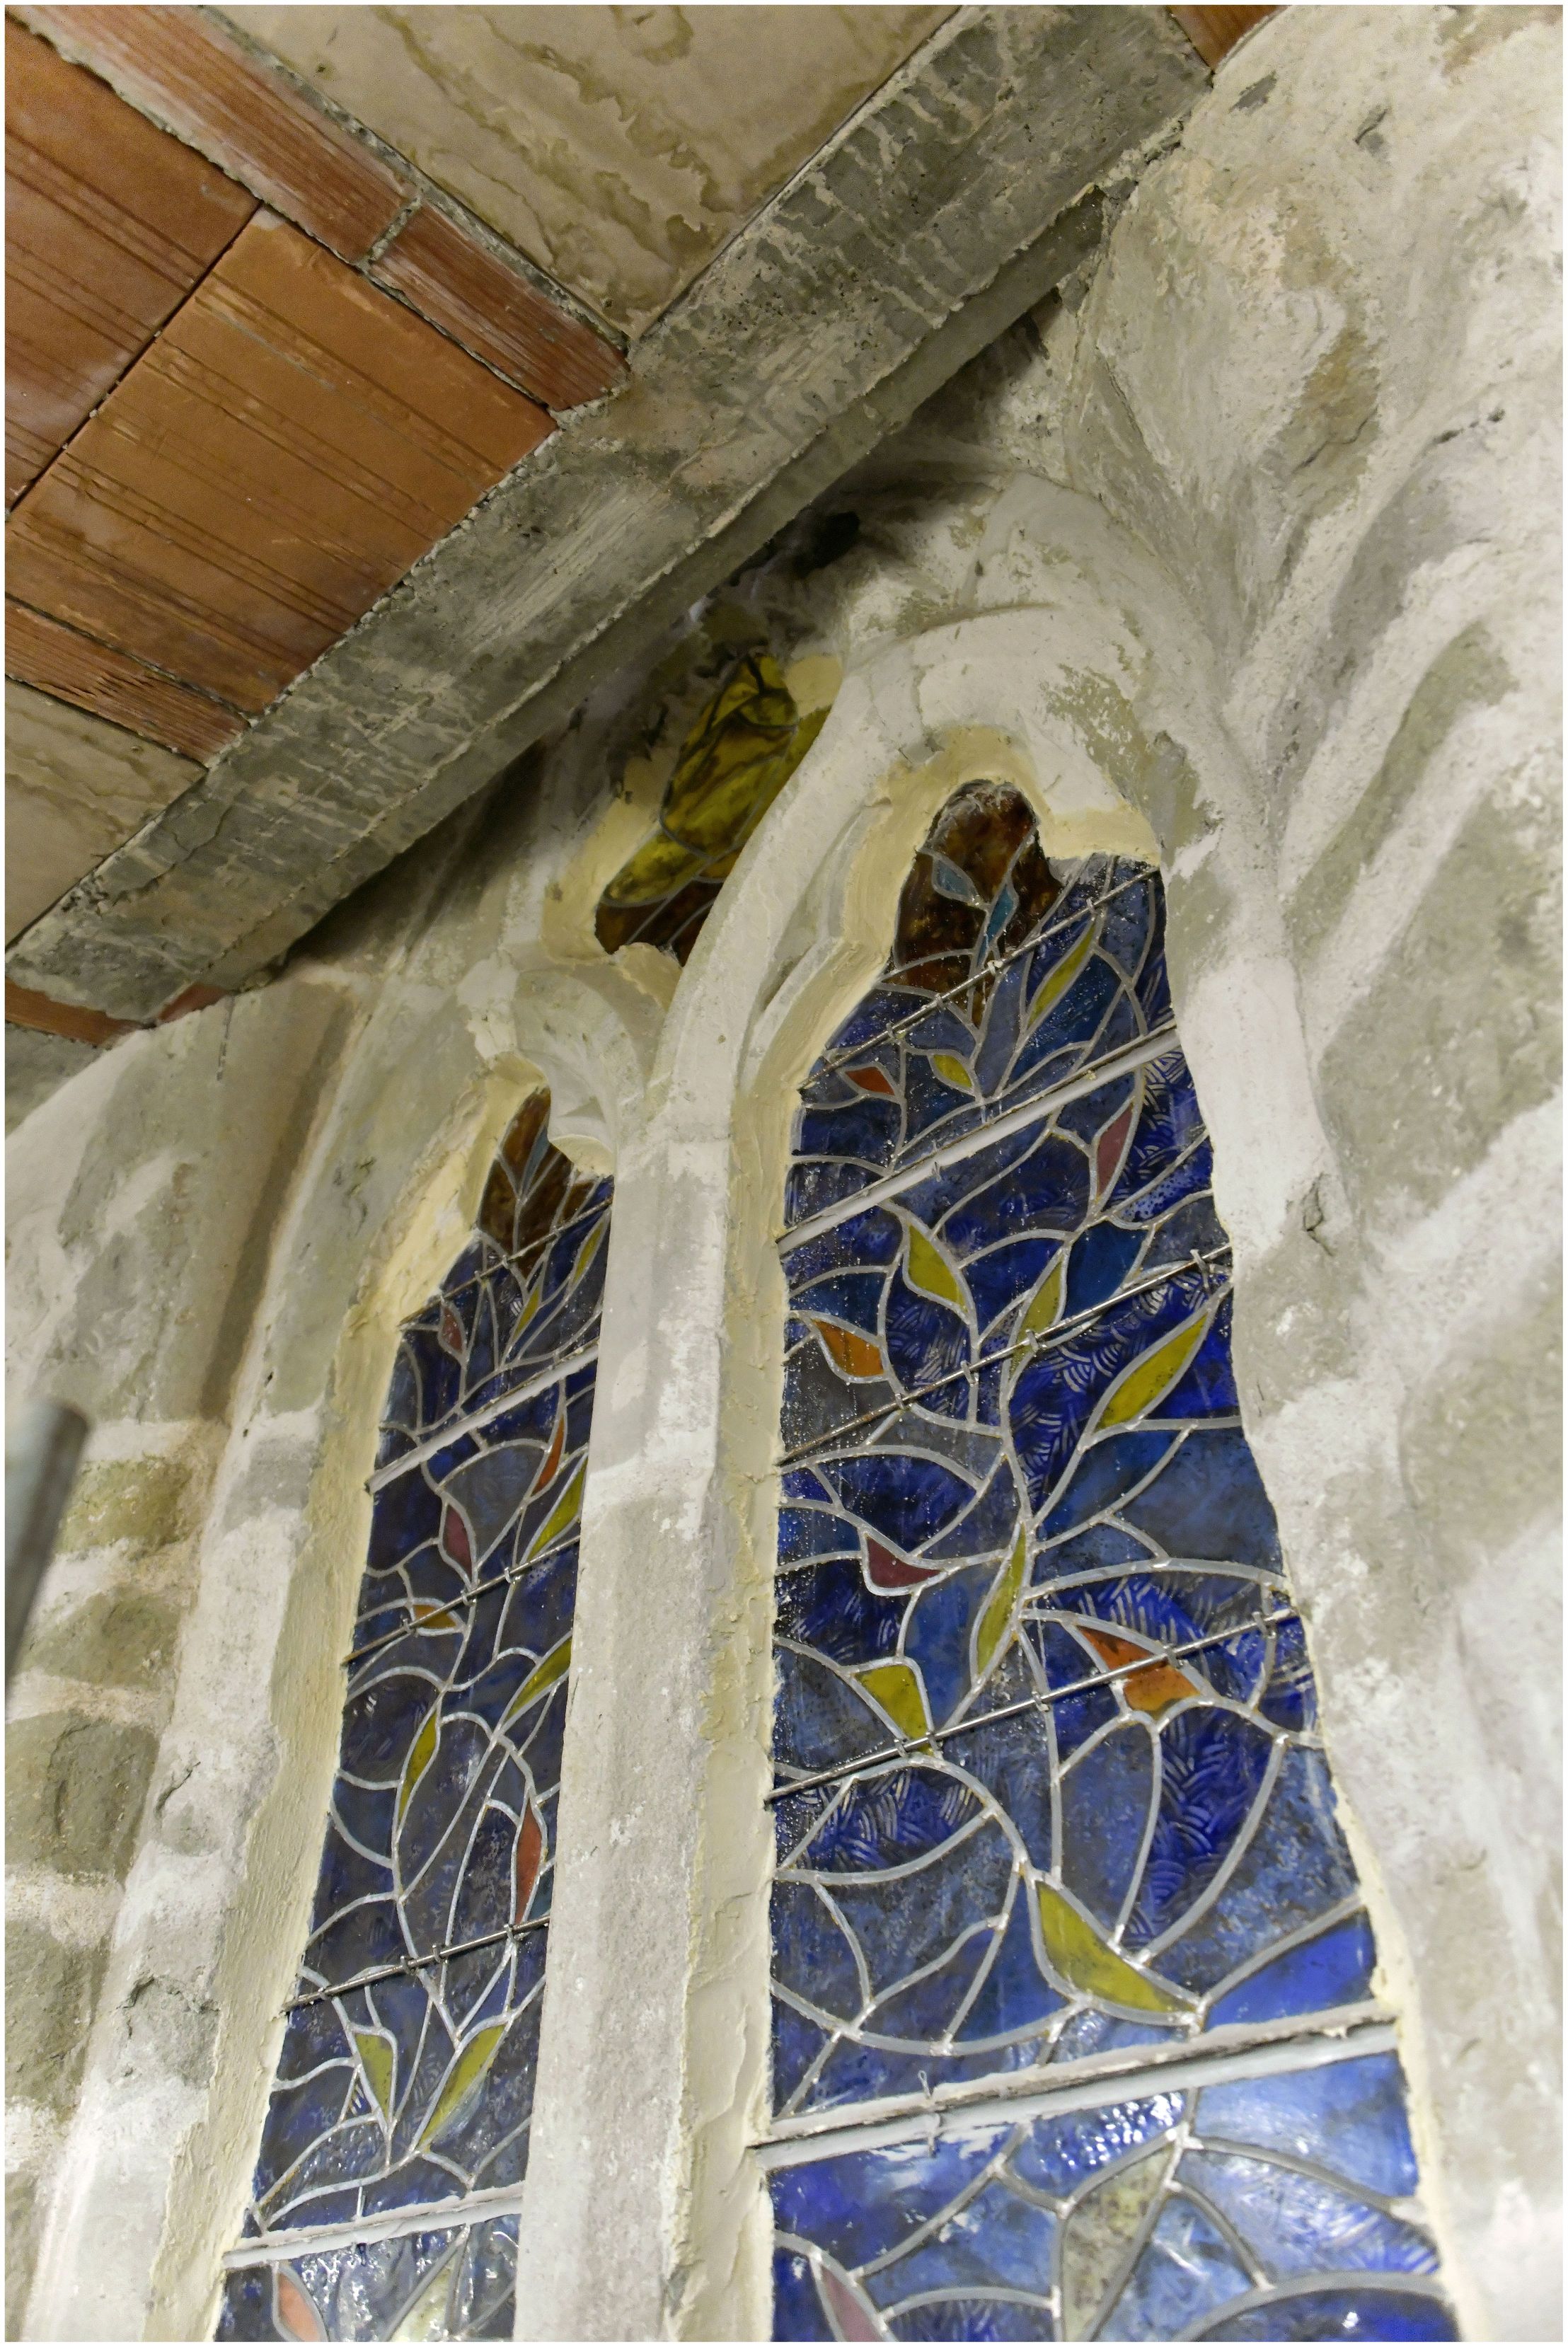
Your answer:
[813,1320,885,1380]
[418,2020,509,2149]
[853,1660,932,1744]
[905,1226,965,1310]
[396,1712,439,1828]
[973,1527,1027,1686]
[1035,1883,1188,2013]
[352,2030,394,2121]
[1100,1308,1213,1429]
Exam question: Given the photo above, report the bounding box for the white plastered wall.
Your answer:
[5,6,1557,2341]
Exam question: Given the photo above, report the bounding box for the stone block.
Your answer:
[5,1713,158,1879]
[5,1920,109,2112]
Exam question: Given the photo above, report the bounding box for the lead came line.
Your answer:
[398,1198,608,1326]
[341,1528,583,1668]
[366,1342,599,1493]
[767,1607,1297,1805]
[779,1243,1233,1470]
[814,868,1154,1081]
[283,1916,550,2012]
[753,2013,1399,2170]
[778,1023,1179,1253]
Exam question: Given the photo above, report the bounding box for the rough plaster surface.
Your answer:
[220,4,948,334]
[4,684,204,944]
[4,4,1204,1028]
[4,9,1559,2342]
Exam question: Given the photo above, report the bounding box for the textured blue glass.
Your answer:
[768,2060,1453,2343]
[770,799,1446,2339]
[236,1099,607,2332]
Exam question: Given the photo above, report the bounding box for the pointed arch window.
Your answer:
[219,1094,611,2343]
[763,785,1455,2341]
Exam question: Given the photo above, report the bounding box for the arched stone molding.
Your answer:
[514,557,1442,2339]
[20,935,657,2344]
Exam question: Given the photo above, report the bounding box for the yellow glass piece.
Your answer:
[930,1051,975,1093]
[906,1226,964,1310]
[1025,925,1096,1032]
[505,1637,572,1724]
[602,828,709,911]
[1099,1310,1211,1429]
[353,2030,394,2118]
[417,2020,508,2148]
[1019,1255,1064,1342]
[389,2259,454,2343]
[530,1463,585,1557]
[1035,1883,1187,2013]
[396,1711,438,1828]
[596,654,831,954]
[571,1216,607,1285]
[854,1660,931,1744]
[974,1528,1027,1683]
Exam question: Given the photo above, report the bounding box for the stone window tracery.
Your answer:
[761,783,1455,2341]
[219,1094,610,2343]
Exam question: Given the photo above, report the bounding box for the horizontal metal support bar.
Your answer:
[284,1918,548,2013]
[814,870,1153,1082]
[767,1607,1298,1806]
[223,2181,529,2268]
[780,1243,1232,1470]
[399,1204,607,1326]
[778,1025,1179,1255]
[754,2008,1398,2170]
[342,1530,582,1669]
[366,1344,599,1494]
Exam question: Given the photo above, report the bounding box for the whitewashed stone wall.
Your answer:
[5,8,1558,2341]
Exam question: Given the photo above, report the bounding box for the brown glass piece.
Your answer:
[887,781,1060,1002]
[478,1092,599,1259]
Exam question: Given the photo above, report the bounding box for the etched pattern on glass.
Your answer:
[218,1097,611,2342]
[766,785,1455,2341]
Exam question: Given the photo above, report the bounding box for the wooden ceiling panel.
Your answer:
[5,18,256,507]
[371,204,628,412]
[7,217,555,713]
[4,602,246,762]
[15,6,408,263]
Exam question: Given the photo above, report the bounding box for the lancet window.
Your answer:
[763,784,1455,2341]
[219,1094,611,2343]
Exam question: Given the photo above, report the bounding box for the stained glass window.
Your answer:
[765,784,1455,2341]
[219,1094,611,2343]
[595,650,831,964]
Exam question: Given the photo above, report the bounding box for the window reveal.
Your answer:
[763,784,1455,2341]
[218,1095,611,2343]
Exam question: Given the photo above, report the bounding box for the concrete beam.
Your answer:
[6,6,1205,1025]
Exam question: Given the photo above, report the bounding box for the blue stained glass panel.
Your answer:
[766,2057,1454,2343]
[768,788,1448,2339]
[233,1095,609,2334]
